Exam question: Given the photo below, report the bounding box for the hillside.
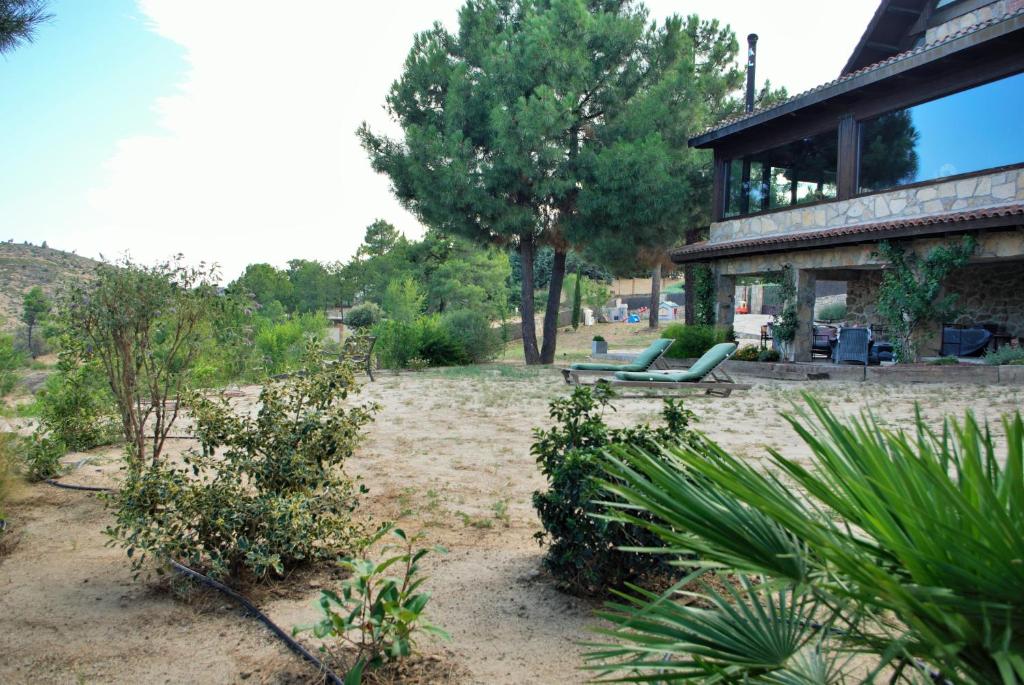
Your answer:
[0,242,100,328]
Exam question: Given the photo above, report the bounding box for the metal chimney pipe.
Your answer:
[745,33,758,113]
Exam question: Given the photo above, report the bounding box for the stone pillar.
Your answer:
[792,268,817,362]
[715,272,736,327]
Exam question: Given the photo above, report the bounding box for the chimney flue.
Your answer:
[745,33,758,113]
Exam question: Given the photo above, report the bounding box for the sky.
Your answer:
[0,0,879,282]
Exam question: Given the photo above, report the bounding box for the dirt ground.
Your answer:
[2,342,1022,684]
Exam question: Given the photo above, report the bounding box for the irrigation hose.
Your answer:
[40,479,343,685]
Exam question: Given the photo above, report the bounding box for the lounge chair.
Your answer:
[610,342,751,397]
[561,338,674,385]
[832,327,869,366]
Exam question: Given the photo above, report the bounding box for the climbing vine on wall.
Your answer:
[692,265,716,326]
[875,236,976,363]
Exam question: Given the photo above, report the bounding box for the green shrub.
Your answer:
[757,348,781,362]
[532,385,697,595]
[0,332,26,397]
[254,312,327,375]
[22,432,64,482]
[731,345,760,361]
[593,397,1024,683]
[816,302,847,321]
[416,316,466,367]
[929,355,960,365]
[660,323,732,359]
[373,320,421,369]
[382,277,425,324]
[34,349,119,452]
[107,343,378,581]
[345,302,382,329]
[984,345,1024,366]
[592,335,605,342]
[440,309,501,363]
[294,525,448,680]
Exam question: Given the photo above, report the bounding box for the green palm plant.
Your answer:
[590,395,1024,684]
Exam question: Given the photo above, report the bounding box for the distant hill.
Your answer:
[0,242,100,329]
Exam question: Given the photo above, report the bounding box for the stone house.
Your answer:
[671,0,1024,361]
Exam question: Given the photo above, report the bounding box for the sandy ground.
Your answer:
[2,347,1023,684]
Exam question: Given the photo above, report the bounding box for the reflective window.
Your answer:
[724,130,838,217]
[858,71,1024,193]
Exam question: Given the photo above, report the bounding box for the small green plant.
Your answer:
[731,345,761,361]
[984,345,1024,366]
[592,335,605,342]
[928,355,960,365]
[294,525,448,682]
[816,302,847,321]
[660,323,732,359]
[758,348,781,362]
[22,432,65,482]
[532,384,698,595]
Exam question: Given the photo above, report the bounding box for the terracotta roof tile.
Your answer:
[694,8,1024,140]
[671,203,1024,260]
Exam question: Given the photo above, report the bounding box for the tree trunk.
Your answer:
[539,248,567,364]
[683,264,695,325]
[27,324,34,358]
[518,237,542,364]
[648,264,662,330]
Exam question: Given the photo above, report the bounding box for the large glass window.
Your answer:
[724,129,838,218]
[859,71,1024,193]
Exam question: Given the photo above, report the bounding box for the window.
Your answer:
[724,129,838,217]
[858,71,1024,193]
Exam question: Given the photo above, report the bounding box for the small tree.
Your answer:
[21,286,50,358]
[876,237,975,362]
[571,266,583,331]
[62,256,217,472]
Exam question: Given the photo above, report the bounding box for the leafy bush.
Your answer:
[416,316,466,367]
[0,433,19,528]
[816,302,847,321]
[928,355,960,365]
[255,312,328,376]
[730,345,760,361]
[345,302,382,329]
[34,344,119,452]
[0,332,26,396]
[382,277,425,324]
[592,335,605,342]
[593,396,1024,683]
[532,385,697,595]
[758,348,780,362]
[372,320,421,369]
[440,309,501,363]
[22,432,64,482]
[108,343,378,581]
[660,324,732,359]
[294,525,448,680]
[984,345,1024,366]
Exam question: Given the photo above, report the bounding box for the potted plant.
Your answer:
[592,335,608,355]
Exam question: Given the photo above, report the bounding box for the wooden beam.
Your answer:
[836,114,858,200]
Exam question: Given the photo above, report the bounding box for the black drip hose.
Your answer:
[40,479,343,685]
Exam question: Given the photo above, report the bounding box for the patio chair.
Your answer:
[609,342,751,397]
[342,335,377,381]
[811,324,837,359]
[832,327,869,366]
[561,338,674,385]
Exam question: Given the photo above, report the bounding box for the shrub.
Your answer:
[592,396,1024,683]
[34,344,119,452]
[255,312,328,376]
[532,385,697,595]
[440,309,501,363]
[816,302,847,321]
[373,320,421,369]
[731,345,760,361]
[294,526,448,680]
[107,343,378,581]
[382,277,425,324]
[757,348,780,362]
[929,355,960,365]
[0,332,26,397]
[22,432,64,482]
[345,302,382,329]
[660,323,732,359]
[592,335,605,342]
[984,345,1024,366]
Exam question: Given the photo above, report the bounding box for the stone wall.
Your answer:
[845,261,1024,343]
[926,0,1023,43]
[709,168,1024,245]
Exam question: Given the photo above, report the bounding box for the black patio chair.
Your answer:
[833,327,870,366]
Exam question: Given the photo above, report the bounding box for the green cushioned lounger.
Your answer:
[569,338,673,372]
[615,342,737,383]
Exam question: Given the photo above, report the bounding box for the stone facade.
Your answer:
[926,0,1024,43]
[708,168,1024,245]
[847,262,1024,339]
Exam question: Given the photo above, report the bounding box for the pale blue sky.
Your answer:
[0,1,877,281]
